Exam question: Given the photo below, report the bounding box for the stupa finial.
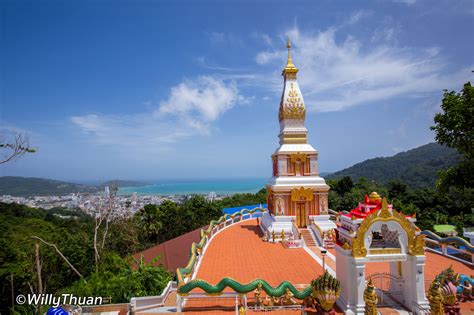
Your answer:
[283,36,298,76]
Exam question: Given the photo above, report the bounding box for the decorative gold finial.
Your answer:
[287,37,292,62]
[364,278,378,315]
[369,191,381,202]
[379,198,392,218]
[283,36,298,76]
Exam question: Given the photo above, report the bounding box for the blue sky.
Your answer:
[1,0,473,181]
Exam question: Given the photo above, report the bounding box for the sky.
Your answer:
[1,0,473,182]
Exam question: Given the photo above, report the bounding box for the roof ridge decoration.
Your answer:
[349,197,426,258]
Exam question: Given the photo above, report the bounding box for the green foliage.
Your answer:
[431,82,474,159]
[137,190,267,247]
[332,176,353,195]
[431,82,474,193]
[64,253,172,303]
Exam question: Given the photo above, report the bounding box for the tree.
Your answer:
[0,131,35,164]
[138,204,163,244]
[432,82,474,158]
[92,185,117,272]
[333,176,353,195]
[388,180,408,199]
[431,82,474,190]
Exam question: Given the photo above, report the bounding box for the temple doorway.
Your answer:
[296,202,307,227]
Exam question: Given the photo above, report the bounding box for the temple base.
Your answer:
[260,212,336,245]
[259,212,294,235]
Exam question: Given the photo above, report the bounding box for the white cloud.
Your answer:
[71,76,241,145]
[346,10,372,25]
[255,26,471,112]
[157,76,239,123]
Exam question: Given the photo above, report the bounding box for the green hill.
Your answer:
[0,176,100,196]
[327,143,461,188]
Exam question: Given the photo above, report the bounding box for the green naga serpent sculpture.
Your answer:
[176,207,313,299]
[179,278,313,299]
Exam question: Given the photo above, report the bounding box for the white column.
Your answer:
[335,246,366,314]
[353,260,366,314]
[402,254,429,314]
[176,294,182,312]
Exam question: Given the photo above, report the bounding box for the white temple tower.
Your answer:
[261,39,331,235]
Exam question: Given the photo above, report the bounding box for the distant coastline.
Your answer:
[118,178,268,196]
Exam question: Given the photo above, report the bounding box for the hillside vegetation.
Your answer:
[0,176,99,196]
[327,143,460,188]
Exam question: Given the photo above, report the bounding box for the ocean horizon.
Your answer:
[118,178,268,196]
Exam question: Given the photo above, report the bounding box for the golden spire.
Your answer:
[283,37,298,76]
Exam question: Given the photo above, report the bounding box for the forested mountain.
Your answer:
[327,143,461,188]
[0,176,99,196]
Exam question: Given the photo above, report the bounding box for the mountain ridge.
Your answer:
[326,142,460,188]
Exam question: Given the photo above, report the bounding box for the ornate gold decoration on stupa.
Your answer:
[278,37,306,123]
[289,152,307,163]
[291,187,314,201]
[278,83,306,121]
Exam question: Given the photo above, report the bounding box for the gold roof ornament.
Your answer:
[369,191,382,202]
[379,198,392,219]
[282,37,299,76]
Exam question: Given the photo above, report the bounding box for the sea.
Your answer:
[118,178,268,196]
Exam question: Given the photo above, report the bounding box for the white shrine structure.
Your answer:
[335,194,430,314]
[260,39,335,238]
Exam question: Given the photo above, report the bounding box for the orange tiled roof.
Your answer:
[133,227,203,272]
[194,219,323,286]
